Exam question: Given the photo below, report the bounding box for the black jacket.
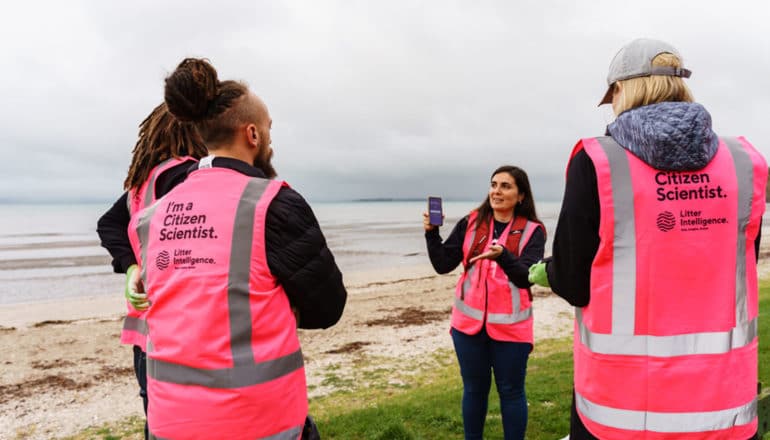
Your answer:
[96,157,346,329]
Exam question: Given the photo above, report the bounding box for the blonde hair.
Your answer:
[614,53,694,115]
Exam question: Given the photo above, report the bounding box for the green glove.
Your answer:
[125,264,149,311]
[528,261,550,288]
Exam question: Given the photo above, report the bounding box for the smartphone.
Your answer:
[428,196,443,226]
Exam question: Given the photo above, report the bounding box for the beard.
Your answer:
[253,142,276,179]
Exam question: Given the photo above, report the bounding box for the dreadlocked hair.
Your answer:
[123,102,207,190]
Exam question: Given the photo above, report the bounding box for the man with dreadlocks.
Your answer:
[97,102,207,439]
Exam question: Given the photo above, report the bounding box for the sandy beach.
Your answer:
[4,216,770,440]
[0,263,574,440]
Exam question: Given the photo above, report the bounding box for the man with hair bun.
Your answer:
[128,57,345,440]
[529,38,765,439]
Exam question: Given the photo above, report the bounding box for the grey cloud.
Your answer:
[1,0,768,203]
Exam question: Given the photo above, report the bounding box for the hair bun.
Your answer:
[164,58,219,122]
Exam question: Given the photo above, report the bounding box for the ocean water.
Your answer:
[314,200,560,268]
[0,200,561,305]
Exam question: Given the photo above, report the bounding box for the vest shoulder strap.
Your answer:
[504,216,530,257]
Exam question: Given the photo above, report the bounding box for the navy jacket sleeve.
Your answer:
[496,226,546,288]
[425,216,468,274]
[96,192,135,273]
[265,187,347,329]
[546,150,600,307]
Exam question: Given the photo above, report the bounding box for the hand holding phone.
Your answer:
[428,196,443,226]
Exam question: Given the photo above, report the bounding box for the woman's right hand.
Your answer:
[423,212,437,232]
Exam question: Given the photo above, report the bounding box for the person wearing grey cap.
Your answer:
[528,38,766,439]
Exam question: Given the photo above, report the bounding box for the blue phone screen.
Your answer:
[428,197,443,226]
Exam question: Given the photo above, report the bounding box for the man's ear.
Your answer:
[247,124,259,147]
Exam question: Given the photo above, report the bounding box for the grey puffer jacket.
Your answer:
[607,101,719,171]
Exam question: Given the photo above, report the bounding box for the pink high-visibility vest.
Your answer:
[128,165,306,440]
[121,156,195,350]
[572,136,766,439]
[451,210,542,343]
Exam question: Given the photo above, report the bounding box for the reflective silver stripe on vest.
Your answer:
[579,137,757,357]
[578,312,756,356]
[262,425,303,440]
[456,264,483,320]
[136,200,162,290]
[487,220,537,324]
[141,177,304,388]
[148,348,304,388]
[517,221,534,255]
[228,178,269,366]
[122,316,148,335]
[460,265,476,300]
[151,423,303,440]
[487,303,532,324]
[596,137,637,335]
[132,159,179,299]
[454,297,484,320]
[723,137,753,326]
[576,391,757,433]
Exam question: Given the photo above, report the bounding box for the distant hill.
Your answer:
[352,198,425,203]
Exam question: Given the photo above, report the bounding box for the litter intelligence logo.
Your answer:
[656,211,676,232]
[156,250,170,270]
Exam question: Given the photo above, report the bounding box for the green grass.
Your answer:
[64,416,144,440]
[760,280,770,395]
[310,338,572,440]
[66,281,770,439]
[759,280,770,440]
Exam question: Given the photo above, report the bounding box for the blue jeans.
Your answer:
[451,327,532,440]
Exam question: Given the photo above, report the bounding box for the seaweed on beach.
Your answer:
[325,341,372,354]
[0,365,134,405]
[365,306,450,328]
[33,319,73,328]
[93,365,134,381]
[354,275,440,289]
[0,375,90,404]
[31,359,75,370]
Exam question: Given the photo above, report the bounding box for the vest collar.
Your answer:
[187,156,269,179]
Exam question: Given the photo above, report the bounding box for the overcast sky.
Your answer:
[1,1,768,203]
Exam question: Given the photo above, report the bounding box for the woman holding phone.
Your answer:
[423,165,545,440]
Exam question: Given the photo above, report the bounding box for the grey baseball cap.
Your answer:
[599,38,692,105]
